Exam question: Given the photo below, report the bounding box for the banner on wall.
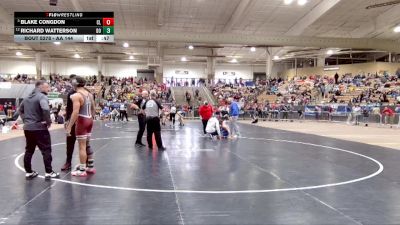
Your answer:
[304,106,316,116]
[175,70,189,75]
[245,81,254,86]
[324,67,340,71]
[222,72,236,76]
[48,92,60,99]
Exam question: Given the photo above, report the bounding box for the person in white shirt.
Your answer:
[119,101,128,122]
[170,105,177,126]
[205,115,221,140]
[351,105,362,125]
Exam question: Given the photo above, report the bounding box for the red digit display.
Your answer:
[102,18,114,26]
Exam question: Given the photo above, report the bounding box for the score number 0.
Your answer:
[102,18,114,26]
[96,18,114,26]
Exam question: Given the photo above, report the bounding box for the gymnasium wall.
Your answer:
[215,65,253,80]
[103,63,147,77]
[163,64,207,79]
[0,59,148,77]
[0,58,304,80]
[0,60,36,76]
[281,62,400,79]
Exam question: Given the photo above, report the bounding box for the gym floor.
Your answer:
[0,120,398,225]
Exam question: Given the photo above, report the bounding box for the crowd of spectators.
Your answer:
[0,74,36,84]
[98,76,176,121]
[203,69,400,126]
[2,68,400,127]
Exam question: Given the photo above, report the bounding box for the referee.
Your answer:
[142,91,166,151]
[131,90,148,147]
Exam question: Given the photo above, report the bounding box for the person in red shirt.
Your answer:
[198,101,213,134]
[382,106,395,126]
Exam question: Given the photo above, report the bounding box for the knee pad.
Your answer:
[86,145,94,155]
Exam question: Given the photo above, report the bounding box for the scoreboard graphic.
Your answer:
[14,12,114,43]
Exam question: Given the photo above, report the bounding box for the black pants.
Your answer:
[24,130,53,173]
[208,131,219,136]
[170,113,176,125]
[298,111,303,118]
[282,112,288,120]
[119,110,128,121]
[66,124,93,164]
[146,117,163,148]
[202,119,209,134]
[53,112,59,122]
[136,114,146,144]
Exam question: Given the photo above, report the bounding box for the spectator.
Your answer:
[198,101,213,134]
[170,104,177,127]
[111,108,119,121]
[185,91,191,105]
[119,101,128,122]
[382,106,395,126]
[334,73,339,84]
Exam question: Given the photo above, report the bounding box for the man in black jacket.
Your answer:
[131,90,148,147]
[334,73,339,84]
[19,80,60,180]
[61,75,92,171]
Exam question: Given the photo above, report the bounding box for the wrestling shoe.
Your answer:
[135,142,146,147]
[45,171,60,180]
[61,163,71,171]
[71,169,87,177]
[26,171,39,180]
[86,167,96,174]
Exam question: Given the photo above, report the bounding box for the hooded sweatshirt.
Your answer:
[19,89,51,130]
[199,104,213,120]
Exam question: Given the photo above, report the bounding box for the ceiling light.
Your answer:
[326,50,334,55]
[74,53,80,58]
[394,26,400,33]
[123,42,129,48]
[230,58,238,63]
[297,0,307,6]
[188,45,194,50]
[181,57,187,62]
[274,56,280,60]
[284,0,293,5]
[250,47,256,52]
[53,42,61,45]
[129,55,134,60]
[16,52,22,56]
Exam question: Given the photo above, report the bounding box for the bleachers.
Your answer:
[257,92,278,103]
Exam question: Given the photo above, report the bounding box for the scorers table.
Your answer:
[14,12,114,43]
